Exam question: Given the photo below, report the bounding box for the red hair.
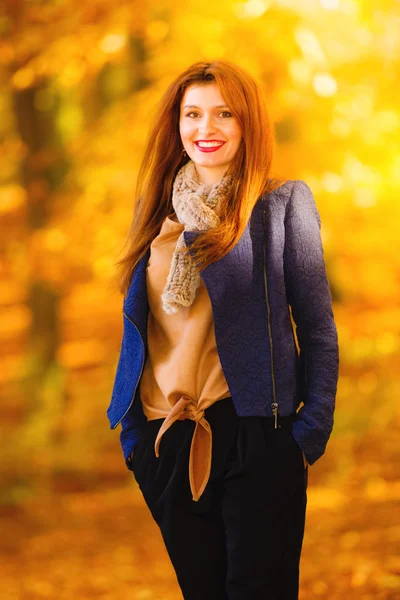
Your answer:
[116,59,287,295]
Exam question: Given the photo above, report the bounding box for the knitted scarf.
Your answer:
[161,159,235,314]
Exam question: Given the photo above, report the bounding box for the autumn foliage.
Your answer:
[0,1,399,598]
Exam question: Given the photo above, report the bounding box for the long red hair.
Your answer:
[116,59,287,296]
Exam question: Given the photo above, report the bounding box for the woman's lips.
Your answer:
[194,141,226,153]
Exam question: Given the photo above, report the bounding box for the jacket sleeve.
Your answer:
[283,180,339,465]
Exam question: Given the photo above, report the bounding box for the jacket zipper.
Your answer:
[112,310,145,429]
[263,209,280,429]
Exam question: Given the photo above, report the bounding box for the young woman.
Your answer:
[107,59,339,599]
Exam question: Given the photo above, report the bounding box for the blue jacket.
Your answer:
[107,179,339,469]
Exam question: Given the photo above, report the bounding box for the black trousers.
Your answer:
[131,396,308,600]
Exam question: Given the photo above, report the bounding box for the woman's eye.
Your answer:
[185,111,232,118]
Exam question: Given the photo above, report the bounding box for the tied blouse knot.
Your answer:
[137,211,231,502]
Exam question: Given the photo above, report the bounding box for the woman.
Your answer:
[107,60,339,599]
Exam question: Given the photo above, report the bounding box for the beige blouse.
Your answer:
[137,211,231,501]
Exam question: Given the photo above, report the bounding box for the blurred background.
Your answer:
[1,0,399,598]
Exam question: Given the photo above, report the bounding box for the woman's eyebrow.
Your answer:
[183,104,230,109]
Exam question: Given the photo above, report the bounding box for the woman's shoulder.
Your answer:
[264,178,312,199]
[255,179,295,209]
[257,179,315,208]
[253,180,319,229]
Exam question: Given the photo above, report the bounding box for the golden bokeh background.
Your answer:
[1,0,399,598]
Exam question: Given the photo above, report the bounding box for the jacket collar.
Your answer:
[123,209,259,331]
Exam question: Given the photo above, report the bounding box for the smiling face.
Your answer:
[179,83,242,186]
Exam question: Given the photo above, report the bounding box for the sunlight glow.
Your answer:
[320,0,340,9]
[100,33,126,54]
[313,73,338,97]
[233,0,270,19]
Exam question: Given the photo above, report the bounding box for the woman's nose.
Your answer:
[197,115,217,134]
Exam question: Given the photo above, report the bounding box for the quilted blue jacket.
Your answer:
[107,179,339,469]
